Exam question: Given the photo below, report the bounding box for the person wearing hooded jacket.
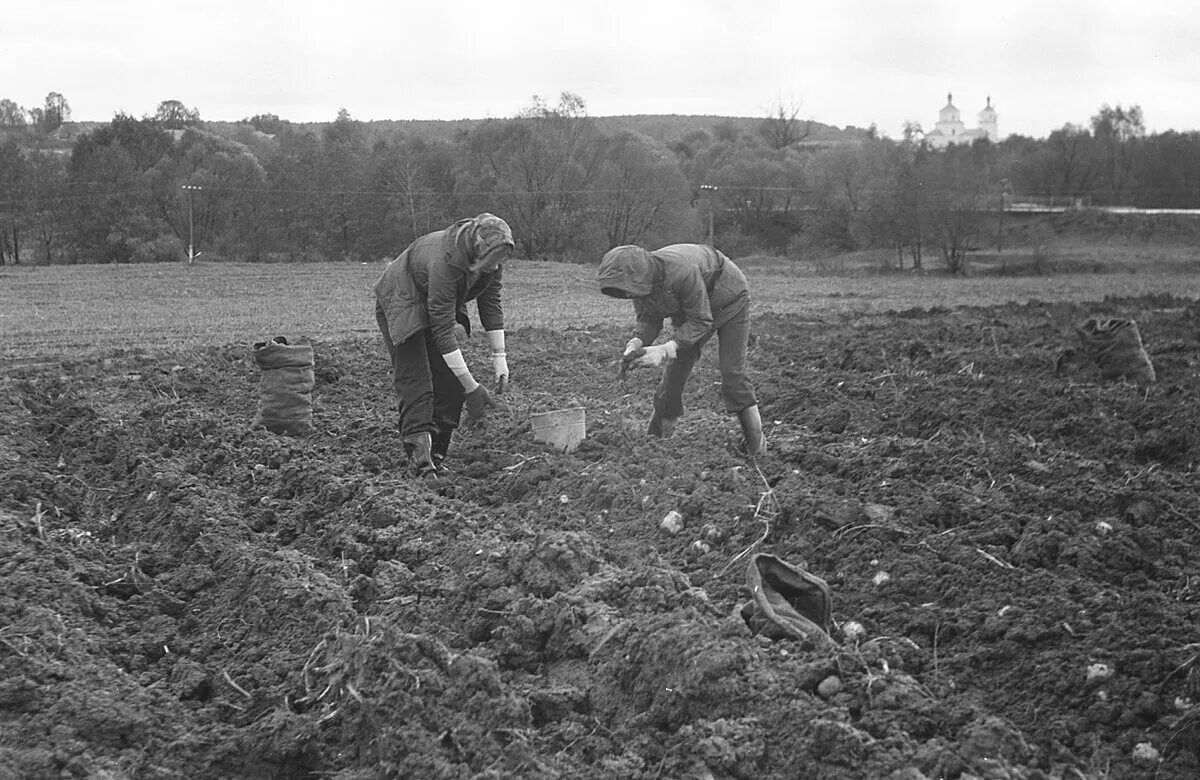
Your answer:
[597,243,766,456]
[375,213,514,478]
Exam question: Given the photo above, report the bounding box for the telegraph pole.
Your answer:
[699,184,718,245]
[182,184,200,263]
[998,178,1008,254]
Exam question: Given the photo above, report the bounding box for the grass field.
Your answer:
[2,255,1199,358]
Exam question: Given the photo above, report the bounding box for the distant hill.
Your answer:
[591,115,870,146]
[3,114,869,163]
[55,114,870,148]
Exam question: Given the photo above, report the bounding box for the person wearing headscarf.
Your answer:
[375,213,515,478]
[597,243,766,457]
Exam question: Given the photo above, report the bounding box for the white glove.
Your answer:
[486,329,508,388]
[624,337,644,356]
[632,340,678,368]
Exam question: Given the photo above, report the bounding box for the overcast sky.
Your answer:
[5,0,1198,139]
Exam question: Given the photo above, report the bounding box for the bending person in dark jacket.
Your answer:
[375,213,514,478]
[597,243,766,456]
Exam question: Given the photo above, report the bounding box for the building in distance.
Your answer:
[927,93,998,149]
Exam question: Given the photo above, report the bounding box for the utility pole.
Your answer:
[182,184,200,263]
[699,184,718,245]
[998,178,1008,254]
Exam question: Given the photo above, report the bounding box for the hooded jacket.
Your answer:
[597,243,748,348]
[375,214,514,354]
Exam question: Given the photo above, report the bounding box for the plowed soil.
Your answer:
[2,295,1198,779]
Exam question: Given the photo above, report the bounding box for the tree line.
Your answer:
[1,92,1198,272]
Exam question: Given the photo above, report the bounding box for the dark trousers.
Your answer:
[376,307,464,440]
[654,298,758,420]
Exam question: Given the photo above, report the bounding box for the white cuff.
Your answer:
[486,329,506,354]
[442,349,480,392]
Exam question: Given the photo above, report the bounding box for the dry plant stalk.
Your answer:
[720,462,778,577]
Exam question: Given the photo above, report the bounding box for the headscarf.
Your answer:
[470,213,514,258]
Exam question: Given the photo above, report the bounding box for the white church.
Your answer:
[926,93,999,149]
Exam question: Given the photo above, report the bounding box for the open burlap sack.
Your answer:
[252,336,314,435]
[740,553,835,650]
[1075,317,1156,385]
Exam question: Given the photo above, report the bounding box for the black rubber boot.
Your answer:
[738,404,767,457]
[403,433,438,479]
[431,428,453,467]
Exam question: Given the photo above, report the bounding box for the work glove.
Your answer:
[619,338,645,383]
[464,384,495,427]
[487,330,509,393]
[493,354,509,393]
[632,340,678,369]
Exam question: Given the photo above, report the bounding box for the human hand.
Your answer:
[464,384,495,427]
[493,352,509,392]
[632,340,678,368]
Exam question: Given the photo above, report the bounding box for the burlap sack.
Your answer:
[252,336,314,435]
[740,553,835,649]
[1075,317,1156,385]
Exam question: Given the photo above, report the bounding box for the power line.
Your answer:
[3,179,1199,211]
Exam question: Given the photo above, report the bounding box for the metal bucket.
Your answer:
[531,407,586,452]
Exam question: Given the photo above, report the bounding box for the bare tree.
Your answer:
[0,99,26,127]
[461,91,602,259]
[902,121,924,146]
[593,130,688,247]
[1090,104,1144,205]
[923,151,987,274]
[1047,123,1094,199]
[373,135,455,245]
[759,101,811,150]
[31,92,70,134]
[894,157,925,269]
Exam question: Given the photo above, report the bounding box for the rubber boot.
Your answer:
[648,410,677,438]
[431,428,453,467]
[403,433,438,479]
[738,405,767,457]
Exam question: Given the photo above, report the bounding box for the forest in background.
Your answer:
[1,91,1199,272]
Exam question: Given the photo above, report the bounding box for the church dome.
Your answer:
[939,93,960,122]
